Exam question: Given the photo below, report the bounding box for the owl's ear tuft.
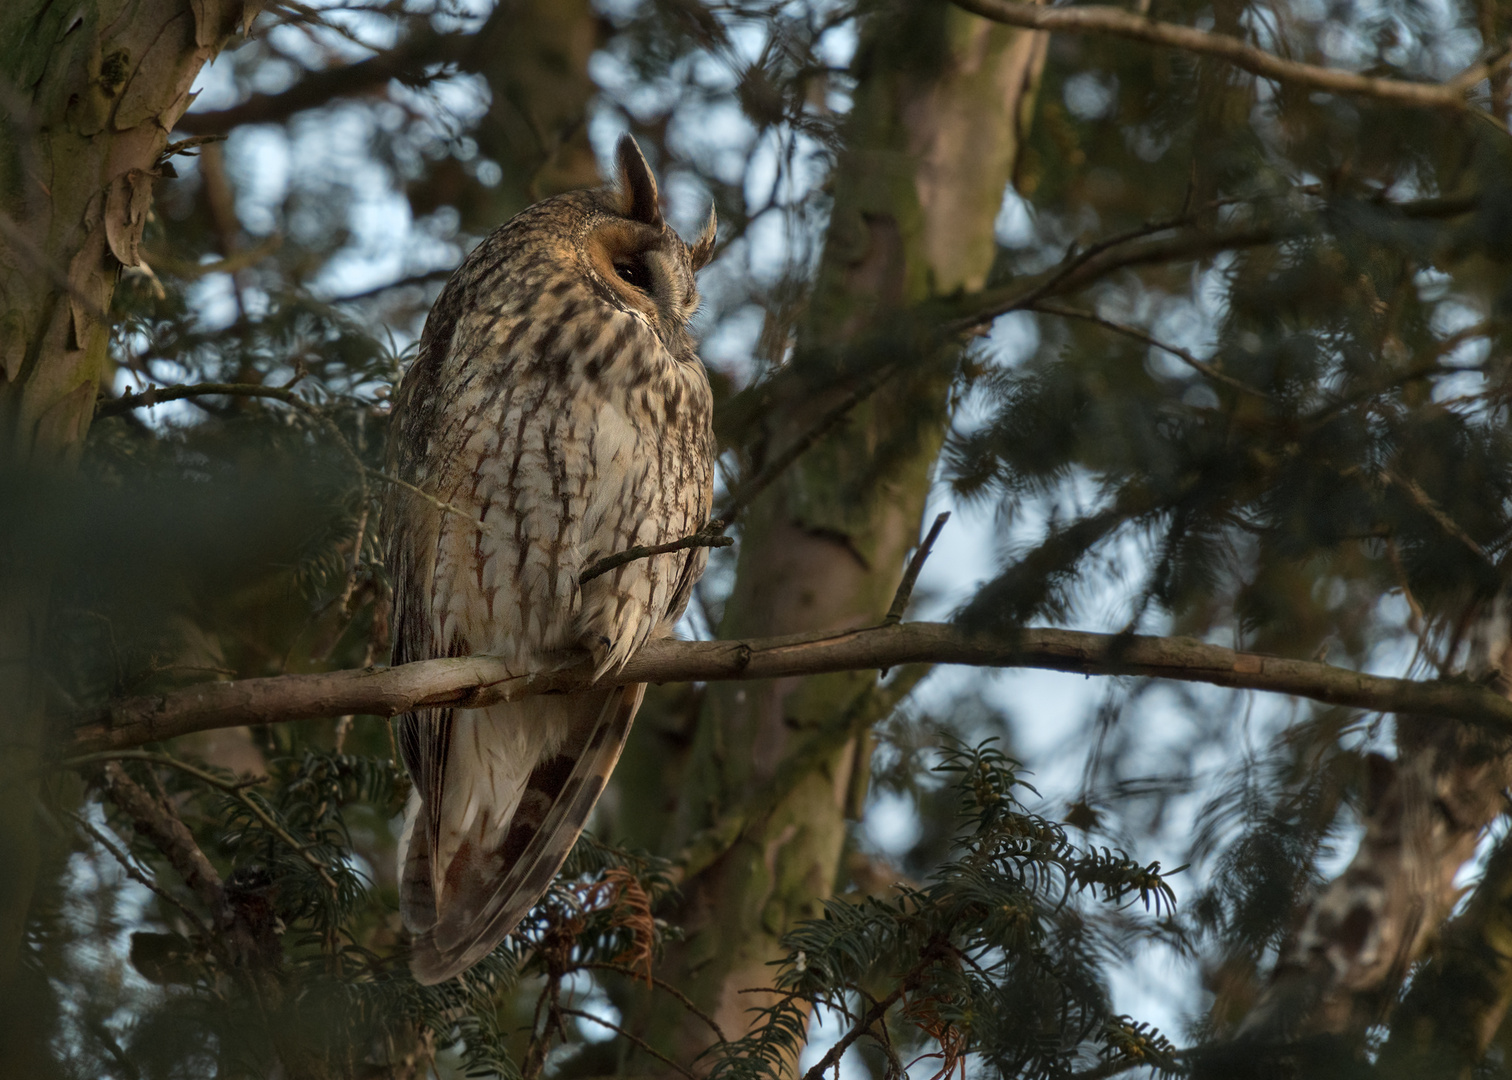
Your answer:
[690,205,717,271]
[616,135,663,228]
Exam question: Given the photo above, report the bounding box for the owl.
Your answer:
[383,135,717,984]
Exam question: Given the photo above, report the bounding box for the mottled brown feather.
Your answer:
[384,135,714,984]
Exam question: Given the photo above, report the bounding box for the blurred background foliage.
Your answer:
[14,0,1512,1075]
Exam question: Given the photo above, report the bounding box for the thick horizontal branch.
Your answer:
[71,622,1512,753]
[953,0,1504,111]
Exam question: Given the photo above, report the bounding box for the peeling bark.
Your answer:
[0,0,256,1018]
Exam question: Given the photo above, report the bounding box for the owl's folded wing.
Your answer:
[404,682,645,984]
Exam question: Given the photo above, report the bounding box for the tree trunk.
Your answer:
[0,0,255,1055]
[1225,607,1512,1059]
[643,4,1047,1068]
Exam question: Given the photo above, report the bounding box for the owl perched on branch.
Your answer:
[384,136,717,984]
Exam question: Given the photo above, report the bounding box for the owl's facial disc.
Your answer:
[587,221,662,314]
[587,135,711,336]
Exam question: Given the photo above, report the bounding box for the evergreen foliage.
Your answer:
[11,0,1512,1075]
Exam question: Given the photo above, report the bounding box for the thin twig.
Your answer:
[69,750,338,893]
[582,359,903,584]
[944,215,1199,337]
[579,528,734,586]
[946,193,1478,336]
[952,0,1510,113]
[96,381,310,418]
[799,944,943,1080]
[885,512,951,625]
[330,267,455,302]
[1033,301,1268,399]
[581,961,729,1043]
[720,362,902,522]
[68,809,212,939]
[97,762,224,912]
[1381,468,1492,564]
[558,1007,698,1080]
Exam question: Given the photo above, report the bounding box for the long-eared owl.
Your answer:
[384,136,716,984]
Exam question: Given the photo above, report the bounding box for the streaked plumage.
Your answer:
[384,136,716,984]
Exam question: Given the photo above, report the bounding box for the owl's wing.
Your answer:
[403,683,645,984]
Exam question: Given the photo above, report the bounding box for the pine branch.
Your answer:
[71,622,1512,752]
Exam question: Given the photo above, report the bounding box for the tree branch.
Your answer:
[98,762,224,912]
[940,195,1478,335]
[1031,301,1267,399]
[579,529,734,586]
[952,0,1508,112]
[174,28,472,134]
[71,622,1512,753]
[95,381,311,419]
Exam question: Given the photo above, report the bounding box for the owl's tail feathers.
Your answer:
[400,683,646,985]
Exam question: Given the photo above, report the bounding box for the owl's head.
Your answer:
[581,135,716,341]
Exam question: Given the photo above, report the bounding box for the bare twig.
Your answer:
[558,1007,698,1080]
[952,0,1510,113]
[175,28,473,134]
[1032,301,1267,399]
[581,961,729,1043]
[73,751,338,893]
[885,512,950,625]
[98,762,224,912]
[330,267,455,303]
[96,381,312,419]
[68,809,212,939]
[942,194,1477,336]
[579,528,734,586]
[1381,468,1492,564]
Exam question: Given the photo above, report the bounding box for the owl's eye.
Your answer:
[614,256,653,293]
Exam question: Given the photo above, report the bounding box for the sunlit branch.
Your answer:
[71,621,1512,753]
[952,0,1509,113]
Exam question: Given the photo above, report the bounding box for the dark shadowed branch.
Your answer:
[174,28,473,135]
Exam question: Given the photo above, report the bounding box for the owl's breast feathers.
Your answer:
[384,183,714,983]
[397,215,713,671]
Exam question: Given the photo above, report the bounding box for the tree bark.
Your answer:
[0,0,257,1049]
[70,622,1512,754]
[641,5,1047,1069]
[1224,609,1512,1058]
